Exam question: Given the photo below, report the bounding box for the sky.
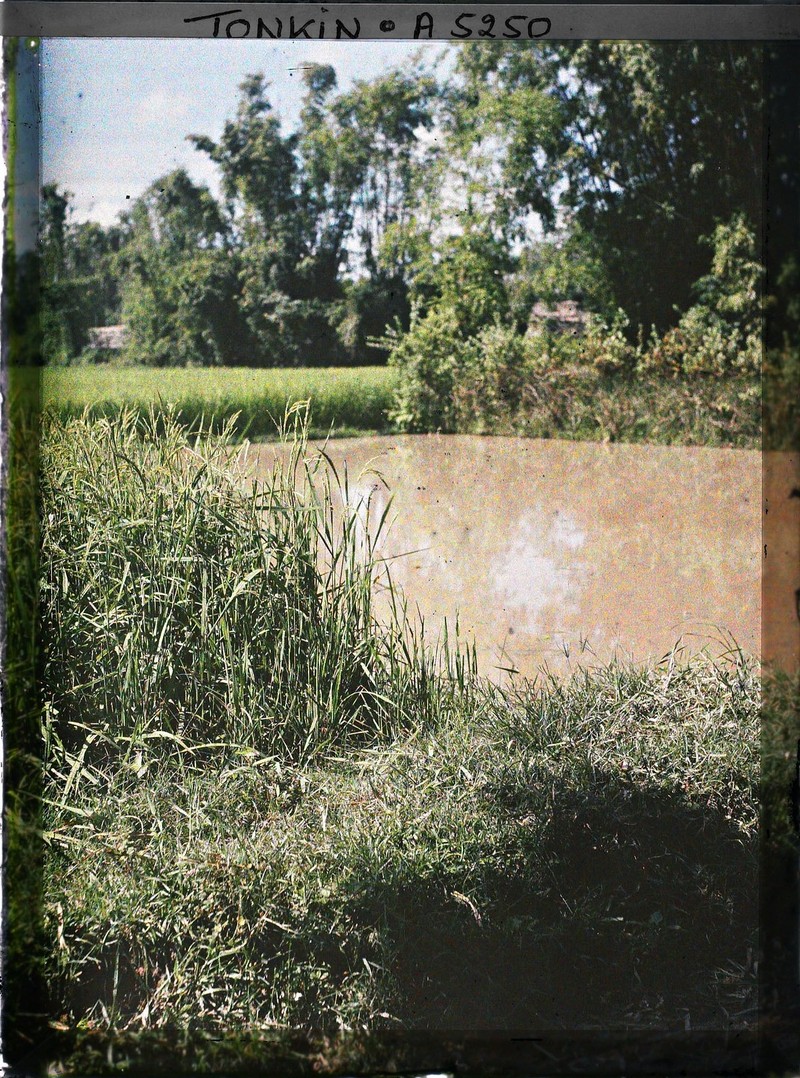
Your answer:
[42,39,452,228]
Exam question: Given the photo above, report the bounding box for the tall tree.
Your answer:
[118,169,249,366]
[189,68,437,363]
[450,42,762,329]
[190,73,346,362]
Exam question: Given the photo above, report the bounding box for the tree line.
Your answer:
[38,42,763,369]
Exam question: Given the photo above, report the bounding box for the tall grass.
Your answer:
[25,406,769,1070]
[41,404,473,769]
[3,372,47,1041]
[41,366,397,441]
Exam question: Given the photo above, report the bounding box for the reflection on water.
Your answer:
[248,434,767,680]
[491,512,586,633]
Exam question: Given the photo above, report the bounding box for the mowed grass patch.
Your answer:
[41,365,398,440]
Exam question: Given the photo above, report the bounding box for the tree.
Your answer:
[507,228,615,330]
[118,170,250,366]
[41,185,121,362]
[449,42,762,329]
[41,184,75,362]
[189,68,437,364]
[190,73,347,363]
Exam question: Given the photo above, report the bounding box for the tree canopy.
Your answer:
[40,43,765,366]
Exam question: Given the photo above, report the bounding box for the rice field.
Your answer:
[35,359,764,447]
[40,365,398,440]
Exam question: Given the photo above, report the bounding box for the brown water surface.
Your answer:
[247,435,767,680]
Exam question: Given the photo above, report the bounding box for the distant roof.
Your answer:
[530,300,588,325]
[88,324,127,350]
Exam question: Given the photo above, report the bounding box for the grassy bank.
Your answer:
[39,359,762,448]
[41,365,398,441]
[44,657,758,1041]
[26,408,763,1072]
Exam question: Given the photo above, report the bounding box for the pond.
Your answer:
[247,434,775,681]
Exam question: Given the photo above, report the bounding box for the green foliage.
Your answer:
[185,69,435,365]
[339,273,411,362]
[389,306,759,446]
[694,213,763,328]
[580,309,640,374]
[508,231,615,329]
[40,408,458,766]
[41,186,123,363]
[330,67,436,273]
[388,206,761,445]
[451,322,531,431]
[42,365,397,440]
[387,306,470,433]
[450,41,762,329]
[119,170,252,367]
[641,215,762,380]
[42,640,759,1035]
[43,47,766,391]
[385,211,515,432]
[431,226,511,333]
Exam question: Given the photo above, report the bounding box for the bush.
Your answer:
[387,306,473,433]
[640,213,762,380]
[452,322,531,430]
[580,309,639,374]
[388,309,539,435]
[388,306,760,446]
[40,407,458,765]
[641,305,761,380]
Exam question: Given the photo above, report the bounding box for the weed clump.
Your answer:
[41,405,465,766]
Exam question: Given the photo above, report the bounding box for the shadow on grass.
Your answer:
[376,777,757,1031]
[23,778,761,1077]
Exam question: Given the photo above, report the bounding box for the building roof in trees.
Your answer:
[88,325,127,350]
[528,300,589,335]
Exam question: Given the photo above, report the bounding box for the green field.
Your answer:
[33,360,763,448]
[41,365,398,440]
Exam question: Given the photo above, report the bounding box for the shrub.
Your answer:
[640,213,762,380]
[580,308,639,374]
[387,306,473,433]
[40,407,459,766]
[452,322,532,431]
[641,305,761,380]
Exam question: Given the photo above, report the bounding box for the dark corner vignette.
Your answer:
[3,32,48,1078]
[761,37,800,1077]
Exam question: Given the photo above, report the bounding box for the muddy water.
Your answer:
[247,435,769,681]
[764,451,800,673]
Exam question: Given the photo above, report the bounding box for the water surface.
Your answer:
[248,435,766,680]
